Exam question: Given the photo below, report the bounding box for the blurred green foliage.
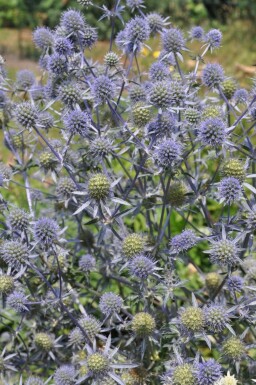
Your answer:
[0,0,255,39]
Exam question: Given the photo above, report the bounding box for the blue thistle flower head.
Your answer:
[162,28,185,54]
[149,80,172,109]
[154,138,183,168]
[202,63,225,88]
[0,240,29,269]
[33,27,54,50]
[204,304,230,333]
[218,177,242,204]
[34,217,60,247]
[92,75,116,105]
[79,27,98,49]
[204,29,222,48]
[25,376,44,385]
[227,275,244,293]
[233,88,248,104]
[15,101,38,129]
[196,359,222,385]
[158,50,176,66]
[60,9,86,35]
[147,112,176,137]
[149,61,170,81]
[63,109,91,137]
[207,238,239,267]
[79,254,96,272]
[129,254,156,279]
[125,16,150,47]
[147,13,169,35]
[170,229,198,253]
[7,290,29,313]
[54,364,76,385]
[126,0,144,11]
[99,292,123,315]
[54,37,73,56]
[16,69,35,90]
[48,53,68,75]
[198,117,226,147]
[190,26,204,40]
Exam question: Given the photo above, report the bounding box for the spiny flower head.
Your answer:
[79,254,96,272]
[162,28,185,53]
[63,109,91,137]
[129,84,147,104]
[198,117,226,147]
[196,359,222,385]
[90,137,113,160]
[233,88,248,104]
[0,275,14,294]
[87,353,109,375]
[125,16,150,45]
[214,371,238,385]
[15,101,38,128]
[221,79,237,99]
[35,332,54,351]
[68,327,84,347]
[122,233,145,259]
[149,61,170,81]
[190,26,204,40]
[204,29,222,48]
[131,312,156,337]
[92,75,116,105]
[16,69,35,90]
[54,37,73,56]
[88,173,111,201]
[0,162,12,180]
[60,9,86,35]
[180,306,205,333]
[147,13,168,35]
[154,138,182,169]
[34,217,59,246]
[99,292,123,315]
[39,151,58,171]
[0,240,29,269]
[202,63,225,88]
[208,239,239,267]
[185,108,201,124]
[132,102,151,127]
[227,276,244,293]
[149,81,172,109]
[33,27,54,50]
[7,290,29,313]
[172,364,197,385]
[205,272,221,291]
[169,81,186,106]
[204,304,229,333]
[79,315,101,339]
[202,105,222,120]
[48,53,68,75]
[222,337,246,361]
[25,376,44,385]
[56,177,76,200]
[218,177,242,204]
[170,230,198,253]
[129,254,156,279]
[104,51,120,67]
[80,27,98,49]
[8,207,29,231]
[221,159,246,182]
[54,364,76,385]
[58,82,81,107]
[166,181,188,207]
[126,0,144,10]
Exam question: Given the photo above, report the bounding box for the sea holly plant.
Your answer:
[0,1,255,384]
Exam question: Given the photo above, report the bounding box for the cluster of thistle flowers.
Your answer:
[0,0,256,384]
